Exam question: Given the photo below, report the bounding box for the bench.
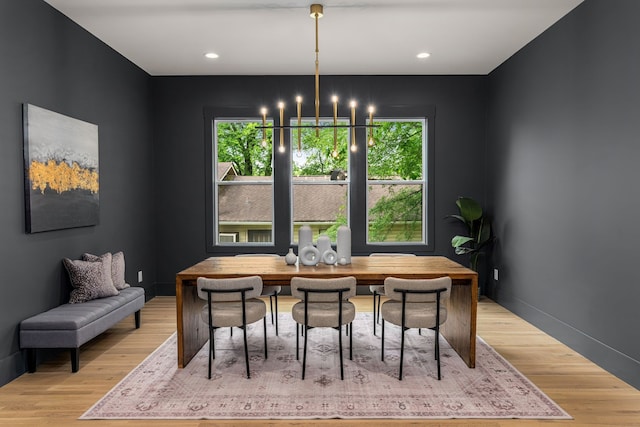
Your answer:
[19,286,145,373]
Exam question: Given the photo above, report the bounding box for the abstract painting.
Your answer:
[23,104,99,233]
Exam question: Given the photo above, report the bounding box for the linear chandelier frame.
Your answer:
[259,4,376,157]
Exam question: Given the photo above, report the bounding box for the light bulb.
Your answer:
[368,138,374,147]
[261,139,267,148]
[350,144,357,152]
[278,145,285,153]
[332,150,338,158]
[296,150,303,157]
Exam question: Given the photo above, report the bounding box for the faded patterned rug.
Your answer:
[81,313,571,420]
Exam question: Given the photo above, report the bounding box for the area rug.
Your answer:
[81,313,571,420]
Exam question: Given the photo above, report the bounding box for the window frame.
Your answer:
[366,117,427,245]
[290,117,351,246]
[204,105,435,255]
[213,118,275,247]
[348,105,435,254]
[205,106,288,253]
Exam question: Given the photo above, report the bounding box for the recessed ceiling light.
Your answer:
[204,52,219,59]
[416,52,431,59]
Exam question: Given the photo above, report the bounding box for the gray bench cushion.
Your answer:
[20,287,144,349]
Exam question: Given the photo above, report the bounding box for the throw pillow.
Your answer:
[111,251,129,289]
[83,251,129,290]
[63,254,119,304]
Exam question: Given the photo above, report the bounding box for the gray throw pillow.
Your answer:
[63,254,119,303]
[83,251,129,290]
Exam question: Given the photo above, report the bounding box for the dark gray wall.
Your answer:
[0,0,155,386]
[487,0,640,389]
[151,75,488,293]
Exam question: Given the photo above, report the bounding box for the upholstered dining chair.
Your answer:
[197,276,268,379]
[380,276,451,380]
[290,276,357,380]
[368,253,416,336]
[235,254,281,335]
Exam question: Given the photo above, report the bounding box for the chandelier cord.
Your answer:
[314,7,321,138]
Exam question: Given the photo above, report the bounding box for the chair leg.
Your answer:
[376,294,382,325]
[338,324,344,380]
[263,317,268,360]
[242,325,250,379]
[208,327,214,379]
[269,295,274,324]
[399,327,406,381]
[349,322,353,360]
[302,325,308,380]
[274,293,279,336]
[372,292,377,336]
[296,323,299,360]
[381,319,385,361]
[435,326,441,380]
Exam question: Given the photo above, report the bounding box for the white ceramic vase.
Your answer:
[284,248,297,265]
[322,249,338,265]
[316,235,331,259]
[299,245,320,266]
[298,225,313,250]
[336,225,351,264]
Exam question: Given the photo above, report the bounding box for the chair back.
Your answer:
[290,276,357,302]
[197,276,263,302]
[383,276,451,303]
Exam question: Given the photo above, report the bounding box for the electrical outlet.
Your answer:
[137,270,143,283]
[493,268,499,281]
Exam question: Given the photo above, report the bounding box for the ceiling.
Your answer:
[43,0,583,76]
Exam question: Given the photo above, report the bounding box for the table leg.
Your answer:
[440,277,477,368]
[176,278,208,368]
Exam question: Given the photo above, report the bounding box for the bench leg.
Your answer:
[135,310,141,329]
[71,348,79,373]
[27,348,37,373]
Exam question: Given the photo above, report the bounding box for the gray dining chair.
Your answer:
[235,254,281,335]
[290,276,357,380]
[380,276,451,380]
[368,253,416,336]
[197,276,268,379]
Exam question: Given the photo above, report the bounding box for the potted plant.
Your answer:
[447,197,492,272]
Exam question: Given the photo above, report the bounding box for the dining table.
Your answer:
[175,255,478,369]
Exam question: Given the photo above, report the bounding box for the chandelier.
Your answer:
[260,4,375,157]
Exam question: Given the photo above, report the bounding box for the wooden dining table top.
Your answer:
[176,255,477,285]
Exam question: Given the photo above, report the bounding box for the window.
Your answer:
[248,229,272,243]
[291,119,350,244]
[213,119,274,245]
[205,105,434,253]
[219,232,238,243]
[367,119,426,244]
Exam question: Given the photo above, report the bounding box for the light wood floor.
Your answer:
[1,296,638,426]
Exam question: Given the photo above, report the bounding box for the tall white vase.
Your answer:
[298,225,313,250]
[336,225,351,264]
[316,235,331,257]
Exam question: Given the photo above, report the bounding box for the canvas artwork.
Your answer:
[23,104,99,233]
